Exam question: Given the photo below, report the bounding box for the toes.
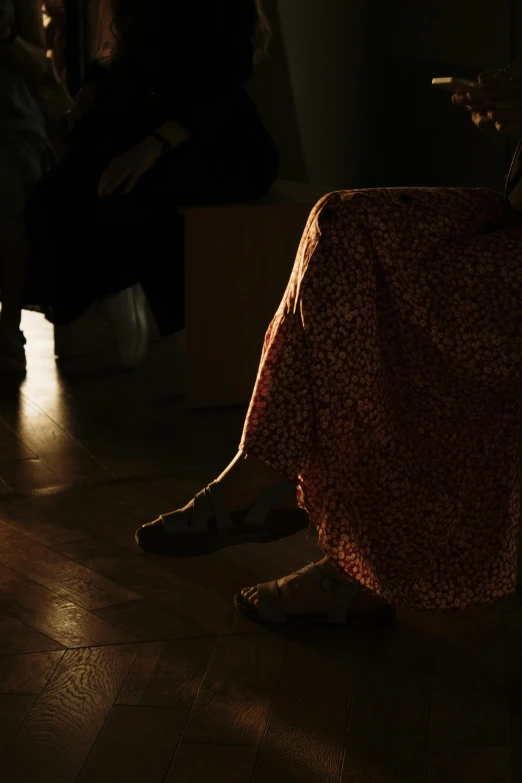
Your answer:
[142,518,164,530]
[136,517,164,545]
[241,586,258,606]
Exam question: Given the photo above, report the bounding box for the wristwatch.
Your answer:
[150,131,173,156]
[0,26,17,47]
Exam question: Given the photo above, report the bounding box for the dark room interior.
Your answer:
[0,2,521,782]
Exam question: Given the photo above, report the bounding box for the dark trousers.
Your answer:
[25,99,279,335]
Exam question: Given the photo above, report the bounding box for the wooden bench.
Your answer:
[183,180,328,407]
[54,179,330,407]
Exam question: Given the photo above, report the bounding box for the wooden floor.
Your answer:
[0,311,520,783]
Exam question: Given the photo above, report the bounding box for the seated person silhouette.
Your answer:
[25,0,278,366]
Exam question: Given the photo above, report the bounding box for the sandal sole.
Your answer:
[135,508,310,558]
[233,591,397,629]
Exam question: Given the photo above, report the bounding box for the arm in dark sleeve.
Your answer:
[154,0,256,141]
[82,58,110,87]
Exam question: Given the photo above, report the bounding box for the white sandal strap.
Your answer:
[161,487,208,534]
[160,480,294,536]
[254,564,359,625]
[256,580,287,624]
[243,481,296,527]
[324,589,359,624]
[192,488,210,533]
[207,481,233,531]
[295,563,359,624]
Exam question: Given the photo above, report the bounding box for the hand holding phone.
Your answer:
[441,74,500,134]
[432,77,479,92]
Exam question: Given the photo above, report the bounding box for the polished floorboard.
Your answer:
[0,311,519,783]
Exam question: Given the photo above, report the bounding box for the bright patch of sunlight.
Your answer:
[20,309,61,400]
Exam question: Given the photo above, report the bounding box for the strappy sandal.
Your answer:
[234,562,397,628]
[135,480,309,557]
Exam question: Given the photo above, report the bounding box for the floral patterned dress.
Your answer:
[241,187,522,613]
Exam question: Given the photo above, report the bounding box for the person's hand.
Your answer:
[452,69,498,133]
[452,65,522,135]
[66,82,99,131]
[97,137,162,198]
[485,63,522,134]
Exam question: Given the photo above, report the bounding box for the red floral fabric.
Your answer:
[241,187,522,613]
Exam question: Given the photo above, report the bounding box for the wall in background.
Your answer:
[379,0,514,190]
[77,0,518,191]
[245,0,308,182]
[276,0,388,189]
[254,0,516,191]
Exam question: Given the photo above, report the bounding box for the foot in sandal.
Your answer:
[234,556,396,627]
[135,452,309,557]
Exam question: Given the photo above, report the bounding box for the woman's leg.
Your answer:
[139,185,522,621]
[238,187,522,615]
[24,96,277,336]
[116,127,278,337]
[25,108,277,339]
[25,142,142,326]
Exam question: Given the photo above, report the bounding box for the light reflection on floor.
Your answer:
[21,308,60,384]
[12,309,246,485]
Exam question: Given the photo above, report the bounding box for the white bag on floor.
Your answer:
[98,284,150,368]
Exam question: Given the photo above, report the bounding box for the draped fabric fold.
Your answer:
[241,187,522,613]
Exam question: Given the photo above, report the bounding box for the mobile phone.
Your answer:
[432,77,479,92]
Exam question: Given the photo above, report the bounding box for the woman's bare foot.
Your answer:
[137,451,306,557]
[240,556,390,616]
[177,451,298,519]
